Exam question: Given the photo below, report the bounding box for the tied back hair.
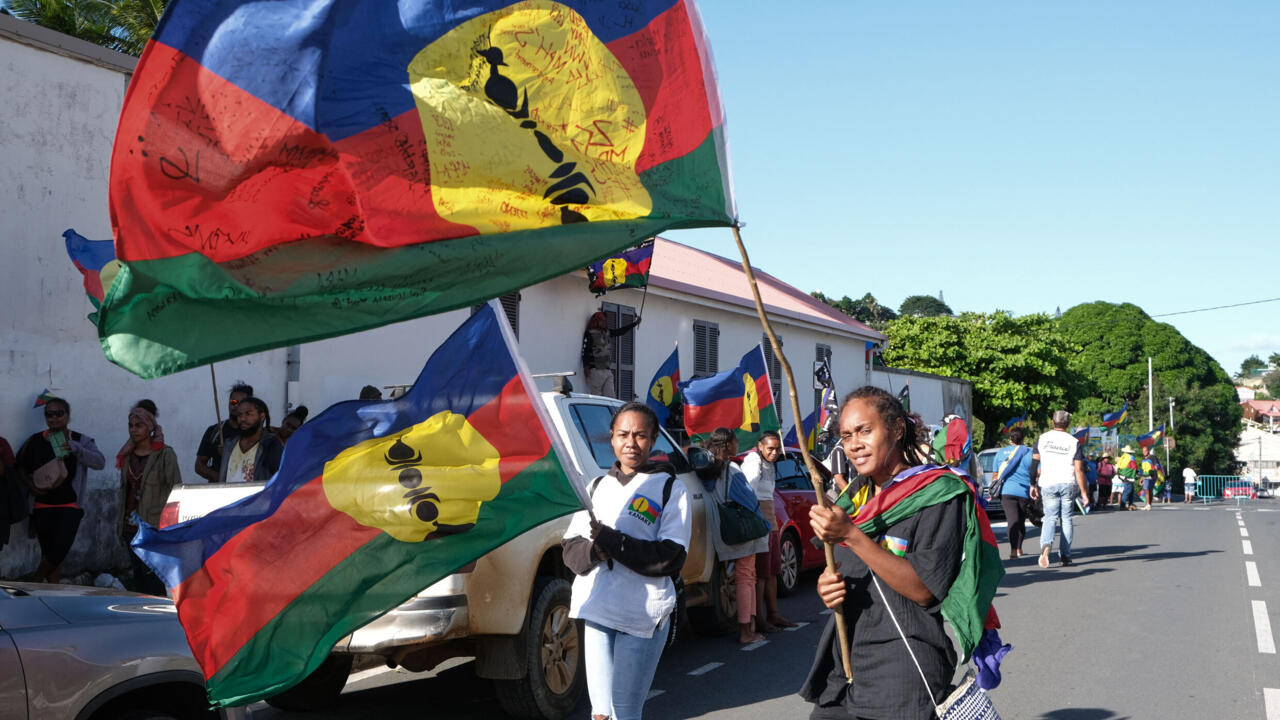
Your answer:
[841,386,931,468]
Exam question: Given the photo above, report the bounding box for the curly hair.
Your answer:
[840,386,930,467]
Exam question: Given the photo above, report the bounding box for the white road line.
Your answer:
[1253,600,1276,654]
[1264,688,1280,720]
[687,662,723,676]
[785,621,810,631]
[1242,528,1250,537]
[1248,561,1262,587]
[647,689,665,701]
[741,639,769,652]
[1239,519,1247,526]
[1245,540,1255,555]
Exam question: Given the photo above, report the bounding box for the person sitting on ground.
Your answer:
[220,397,283,483]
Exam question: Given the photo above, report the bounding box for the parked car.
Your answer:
[1223,481,1257,500]
[0,582,245,720]
[771,449,834,596]
[976,448,1004,519]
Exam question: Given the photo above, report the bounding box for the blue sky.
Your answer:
[677,2,1279,377]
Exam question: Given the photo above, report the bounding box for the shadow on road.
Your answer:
[1036,709,1132,719]
[995,566,1112,590]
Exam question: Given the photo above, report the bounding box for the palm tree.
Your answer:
[2,0,168,55]
[109,0,166,55]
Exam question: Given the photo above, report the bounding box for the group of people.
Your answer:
[562,386,998,719]
[0,382,316,591]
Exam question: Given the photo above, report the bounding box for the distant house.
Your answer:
[1241,400,1280,430]
[1237,386,1257,402]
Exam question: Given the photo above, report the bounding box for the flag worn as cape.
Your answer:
[1137,424,1165,449]
[101,0,735,379]
[1101,401,1129,428]
[1000,414,1025,435]
[645,345,681,427]
[932,417,971,467]
[587,240,654,295]
[680,344,779,447]
[64,229,122,309]
[133,302,584,706]
[851,465,1004,661]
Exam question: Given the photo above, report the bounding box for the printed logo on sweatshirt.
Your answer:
[627,494,662,525]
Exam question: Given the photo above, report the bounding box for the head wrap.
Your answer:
[117,406,165,467]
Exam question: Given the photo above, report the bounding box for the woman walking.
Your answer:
[993,427,1035,559]
[701,427,770,644]
[1096,455,1115,510]
[117,402,180,595]
[562,403,690,720]
[15,397,104,583]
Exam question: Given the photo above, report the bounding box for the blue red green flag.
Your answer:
[132,302,584,706]
[999,414,1025,435]
[679,345,779,447]
[99,0,735,379]
[63,230,122,309]
[588,240,654,295]
[645,345,681,427]
[1101,401,1129,428]
[1137,424,1165,449]
[1072,427,1090,445]
[33,389,57,408]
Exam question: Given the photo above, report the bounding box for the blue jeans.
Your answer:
[1121,481,1135,508]
[584,618,668,720]
[1040,484,1078,558]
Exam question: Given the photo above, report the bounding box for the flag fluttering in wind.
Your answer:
[587,240,654,295]
[33,389,57,408]
[133,302,584,706]
[680,345,779,447]
[63,230,122,309]
[1137,424,1165,449]
[897,382,911,414]
[645,345,681,427]
[100,0,734,378]
[1000,414,1025,435]
[1101,401,1129,428]
[784,408,819,452]
[1072,427,1090,445]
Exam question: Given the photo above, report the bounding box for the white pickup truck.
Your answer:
[160,389,739,718]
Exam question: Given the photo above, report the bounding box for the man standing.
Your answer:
[220,397,283,483]
[739,431,794,631]
[1114,445,1140,510]
[195,382,252,482]
[1183,465,1198,503]
[580,311,640,398]
[1031,410,1091,568]
[1139,447,1159,510]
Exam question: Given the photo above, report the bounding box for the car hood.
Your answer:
[1,582,177,627]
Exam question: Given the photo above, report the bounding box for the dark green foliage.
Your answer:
[898,295,953,318]
[811,291,897,328]
[1241,355,1266,377]
[1264,369,1280,400]
[1057,302,1241,474]
[2,0,166,55]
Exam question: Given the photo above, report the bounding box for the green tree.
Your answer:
[2,0,166,55]
[1264,368,1280,400]
[882,311,1080,445]
[1270,352,1280,367]
[1241,354,1266,377]
[898,295,953,317]
[811,290,897,329]
[1058,302,1241,474]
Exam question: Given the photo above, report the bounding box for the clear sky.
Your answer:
[676,2,1279,377]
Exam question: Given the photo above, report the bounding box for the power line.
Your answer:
[1149,296,1280,319]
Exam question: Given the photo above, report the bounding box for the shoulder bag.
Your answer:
[988,446,1027,500]
[871,574,1001,720]
[714,469,768,545]
[31,458,68,493]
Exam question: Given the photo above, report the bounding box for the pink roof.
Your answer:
[1244,400,1280,417]
[648,237,885,341]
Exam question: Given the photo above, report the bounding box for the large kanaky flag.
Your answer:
[645,345,681,427]
[102,0,734,378]
[133,302,584,706]
[1101,401,1129,428]
[680,345,779,447]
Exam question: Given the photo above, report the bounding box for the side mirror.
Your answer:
[686,447,714,471]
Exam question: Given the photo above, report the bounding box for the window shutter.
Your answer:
[708,321,719,374]
[618,305,636,400]
[499,292,520,338]
[762,333,782,404]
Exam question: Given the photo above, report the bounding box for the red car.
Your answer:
[771,450,835,596]
[1223,481,1257,500]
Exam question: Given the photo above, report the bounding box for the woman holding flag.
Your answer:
[562,403,691,720]
[800,387,1005,719]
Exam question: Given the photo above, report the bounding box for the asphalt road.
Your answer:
[246,498,1280,720]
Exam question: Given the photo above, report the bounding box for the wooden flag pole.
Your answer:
[210,365,225,450]
[730,224,853,683]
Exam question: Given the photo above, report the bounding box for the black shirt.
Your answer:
[197,420,238,477]
[16,431,80,506]
[800,494,966,719]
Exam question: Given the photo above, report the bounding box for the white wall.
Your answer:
[0,27,287,579]
[870,368,973,430]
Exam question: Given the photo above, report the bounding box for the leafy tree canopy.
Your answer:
[1241,355,1267,377]
[882,311,1079,445]
[2,0,164,55]
[1057,302,1241,473]
[1264,368,1280,400]
[811,291,897,329]
[899,295,953,318]
[1270,352,1280,367]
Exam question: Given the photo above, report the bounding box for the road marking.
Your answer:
[1245,540,1255,555]
[1253,600,1276,654]
[1248,561,1262,587]
[1239,519,1247,526]
[1242,528,1250,537]
[1264,688,1280,720]
[647,689,665,701]
[688,663,723,676]
[741,639,769,652]
[785,621,810,631]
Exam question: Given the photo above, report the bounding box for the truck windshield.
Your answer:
[568,402,689,474]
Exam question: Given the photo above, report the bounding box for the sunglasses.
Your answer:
[229,399,240,407]
[45,410,67,418]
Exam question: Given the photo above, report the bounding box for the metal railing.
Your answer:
[1194,475,1249,503]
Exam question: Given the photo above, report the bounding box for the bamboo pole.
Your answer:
[730,225,853,683]
[210,365,224,450]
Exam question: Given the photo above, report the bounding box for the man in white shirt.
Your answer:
[1183,466,1198,503]
[1031,410,1090,568]
[739,431,795,630]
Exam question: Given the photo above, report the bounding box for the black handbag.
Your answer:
[716,500,769,545]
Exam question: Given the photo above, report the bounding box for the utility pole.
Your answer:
[1148,357,1154,431]
[1166,396,1174,472]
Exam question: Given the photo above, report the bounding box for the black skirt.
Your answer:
[31,506,84,565]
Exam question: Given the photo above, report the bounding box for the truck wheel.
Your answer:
[778,530,801,597]
[493,576,584,719]
[688,560,736,636]
[263,654,353,711]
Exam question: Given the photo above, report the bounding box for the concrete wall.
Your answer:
[869,367,973,430]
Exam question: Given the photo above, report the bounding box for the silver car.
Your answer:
[0,582,245,720]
